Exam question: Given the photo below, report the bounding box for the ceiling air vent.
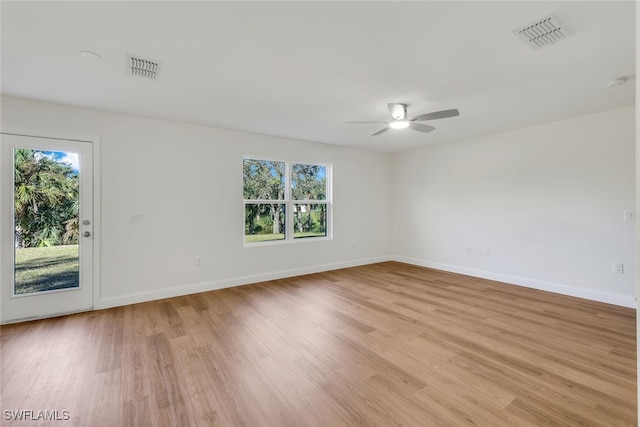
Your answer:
[127,55,160,79]
[513,13,573,49]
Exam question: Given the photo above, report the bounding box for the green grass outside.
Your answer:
[244,231,326,243]
[14,245,79,294]
[245,233,285,243]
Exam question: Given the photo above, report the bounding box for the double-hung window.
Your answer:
[243,158,330,244]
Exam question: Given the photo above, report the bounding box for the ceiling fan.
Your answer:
[346,103,460,136]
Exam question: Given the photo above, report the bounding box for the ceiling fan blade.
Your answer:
[345,121,388,124]
[412,109,460,121]
[409,122,436,133]
[372,127,390,136]
[388,103,407,120]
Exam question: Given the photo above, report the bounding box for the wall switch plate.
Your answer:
[612,263,624,274]
[129,214,145,223]
[466,246,472,255]
[624,211,635,222]
[482,247,491,256]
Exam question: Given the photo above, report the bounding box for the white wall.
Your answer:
[1,96,635,311]
[392,107,636,307]
[1,96,392,309]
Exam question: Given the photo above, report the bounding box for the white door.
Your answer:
[1,134,94,323]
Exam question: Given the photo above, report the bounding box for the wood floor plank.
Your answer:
[1,261,636,426]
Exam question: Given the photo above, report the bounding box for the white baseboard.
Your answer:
[97,256,392,310]
[97,254,636,310]
[392,255,636,309]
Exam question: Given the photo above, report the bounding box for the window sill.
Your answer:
[243,236,332,248]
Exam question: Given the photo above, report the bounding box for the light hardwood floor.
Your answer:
[1,262,636,426]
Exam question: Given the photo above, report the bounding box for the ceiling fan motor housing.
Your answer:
[389,103,408,120]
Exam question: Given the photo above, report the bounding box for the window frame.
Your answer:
[243,157,332,247]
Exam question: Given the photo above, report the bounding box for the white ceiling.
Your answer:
[1,1,636,152]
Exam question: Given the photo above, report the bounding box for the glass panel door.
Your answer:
[1,134,93,323]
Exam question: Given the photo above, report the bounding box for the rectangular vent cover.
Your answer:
[513,14,572,49]
[128,55,160,79]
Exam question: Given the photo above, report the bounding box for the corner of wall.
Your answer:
[392,254,637,309]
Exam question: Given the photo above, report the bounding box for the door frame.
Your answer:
[0,128,101,323]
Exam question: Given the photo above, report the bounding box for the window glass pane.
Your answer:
[291,164,326,200]
[294,204,327,239]
[245,203,286,243]
[243,159,285,200]
[14,149,80,294]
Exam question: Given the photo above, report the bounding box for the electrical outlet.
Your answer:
[624,211,635,222]
[612,263,624,274]
[196,256,203,267]
[482,247,491,256]
[466,246,472,255]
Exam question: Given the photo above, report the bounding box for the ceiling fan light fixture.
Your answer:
[389,120,410,130]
